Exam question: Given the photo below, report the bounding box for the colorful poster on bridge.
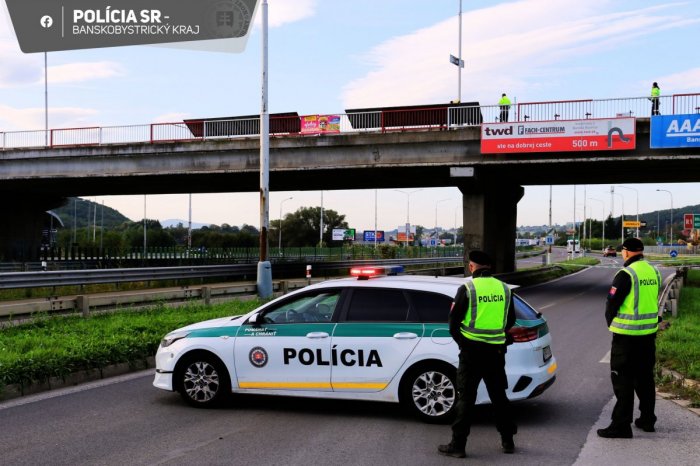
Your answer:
[650,114,700,148]
[481,118,636,154]
[300,115,341,134]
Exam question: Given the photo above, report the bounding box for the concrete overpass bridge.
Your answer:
[2,93,699,269]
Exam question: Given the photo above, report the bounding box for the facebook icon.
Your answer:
[40,15,53,28]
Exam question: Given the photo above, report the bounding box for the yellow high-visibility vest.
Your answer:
[460,277,510,344]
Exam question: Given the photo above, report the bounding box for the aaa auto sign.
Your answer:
[481,118,636,154]
[650,114,700,149]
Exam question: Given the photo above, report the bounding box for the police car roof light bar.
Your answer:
[350,265,405,280]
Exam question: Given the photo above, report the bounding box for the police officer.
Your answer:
[597,237,661,438]
[650,82,661,116]
[438,250,517,458]
[499,93,512,122]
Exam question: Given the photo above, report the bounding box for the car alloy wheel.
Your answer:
[402,365,457,423]
[177,353,230,407]
[183,361,220,403]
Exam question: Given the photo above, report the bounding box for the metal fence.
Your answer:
[2,94,698,151]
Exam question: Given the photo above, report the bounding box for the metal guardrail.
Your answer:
[2,94,699,150]
[0,257,463,290]
[658,266,688,317]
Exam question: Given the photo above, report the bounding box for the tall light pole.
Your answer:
[319,191,324,247]
[394,189,423,247]
[613,193,625,240]
[257,0,272,298]
[44,52,48,147]
[278,196,293,251]
[454,206,460,247]
[617,185,639,237]
[588,197,605,249]
[656,189,674,244]
[457,0,462,102]
[434,198,454,246]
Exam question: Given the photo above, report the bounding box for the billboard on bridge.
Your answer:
[650,114,700,149]
[481,117,636,154]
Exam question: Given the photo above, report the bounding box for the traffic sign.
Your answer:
[670,250,678,258]
[546,235,554,245]
[623,220,641,228]
[685,213,700,229]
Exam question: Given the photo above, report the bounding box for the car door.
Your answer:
[330,287,423,392]
[233,288,340,391]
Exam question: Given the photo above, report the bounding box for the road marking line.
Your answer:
[600,350,611,364]
[0,369,152,411]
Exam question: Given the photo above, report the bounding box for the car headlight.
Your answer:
[160,331,190,348]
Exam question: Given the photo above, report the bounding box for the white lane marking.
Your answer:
[0,369,153,411]
[600,350,611,364]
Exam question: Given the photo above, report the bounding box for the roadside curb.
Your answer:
[0,357,155,402]
[659,367,700,417]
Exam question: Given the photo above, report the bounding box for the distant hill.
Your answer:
[52,198,131,229]
[518,204,700,232]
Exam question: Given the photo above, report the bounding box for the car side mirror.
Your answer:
[248,313,264,325]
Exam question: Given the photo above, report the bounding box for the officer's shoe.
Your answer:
[596,424,633,438]
[437,443,466,458]
[501,435,515,454]
[634,418,656,432]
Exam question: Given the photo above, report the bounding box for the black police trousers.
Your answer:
[609,333,657,427]
[451,342,516,447]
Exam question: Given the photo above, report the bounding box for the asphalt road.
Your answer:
[0,264,676,465]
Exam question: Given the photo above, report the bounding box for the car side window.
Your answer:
[261,290,340,324]
[345,288,410,322]
[408,291,453,323]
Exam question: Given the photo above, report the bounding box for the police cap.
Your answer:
[468,250,492,266]
[622,237,644,252]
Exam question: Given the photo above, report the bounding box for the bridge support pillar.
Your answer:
[459,184,524,274]
[0,195,65,261]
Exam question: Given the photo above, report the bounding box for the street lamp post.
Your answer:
[613,193,625,240]
[656,189,674,244]
[278,196,293,251]
[588,198,605,250]
[617,186,639,237]
[434,198,454,247]
[394,189,423,247]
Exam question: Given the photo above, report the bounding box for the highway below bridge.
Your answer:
[2,96,699,272]
[2,264,698,465]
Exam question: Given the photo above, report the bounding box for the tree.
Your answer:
[281,206,349,247]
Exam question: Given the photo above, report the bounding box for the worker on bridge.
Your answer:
[499,93,512,122]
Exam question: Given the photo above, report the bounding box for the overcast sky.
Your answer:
[1,0,699,231]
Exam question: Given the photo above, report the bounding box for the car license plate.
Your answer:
[542,345,552,363]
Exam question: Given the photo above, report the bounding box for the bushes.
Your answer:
[0,300,260,390]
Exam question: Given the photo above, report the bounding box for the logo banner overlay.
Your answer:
[481,118,636,154]
[5,0,258,53]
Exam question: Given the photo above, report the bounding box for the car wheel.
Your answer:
[176,352,231,408]
[400,363,457,423]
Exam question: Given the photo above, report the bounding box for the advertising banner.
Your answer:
[363,230,385,242]
[4,0,258,53]
[650,114,700,148]
[300,115,341,134]
[332,228,355,241]
[481,118,636,154]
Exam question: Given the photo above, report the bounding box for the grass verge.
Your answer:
[0,299,260,392]
[656,269,700,408]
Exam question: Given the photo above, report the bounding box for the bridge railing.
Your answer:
[1,94,699,151]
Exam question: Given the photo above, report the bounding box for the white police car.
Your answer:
[153,267,557,422]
